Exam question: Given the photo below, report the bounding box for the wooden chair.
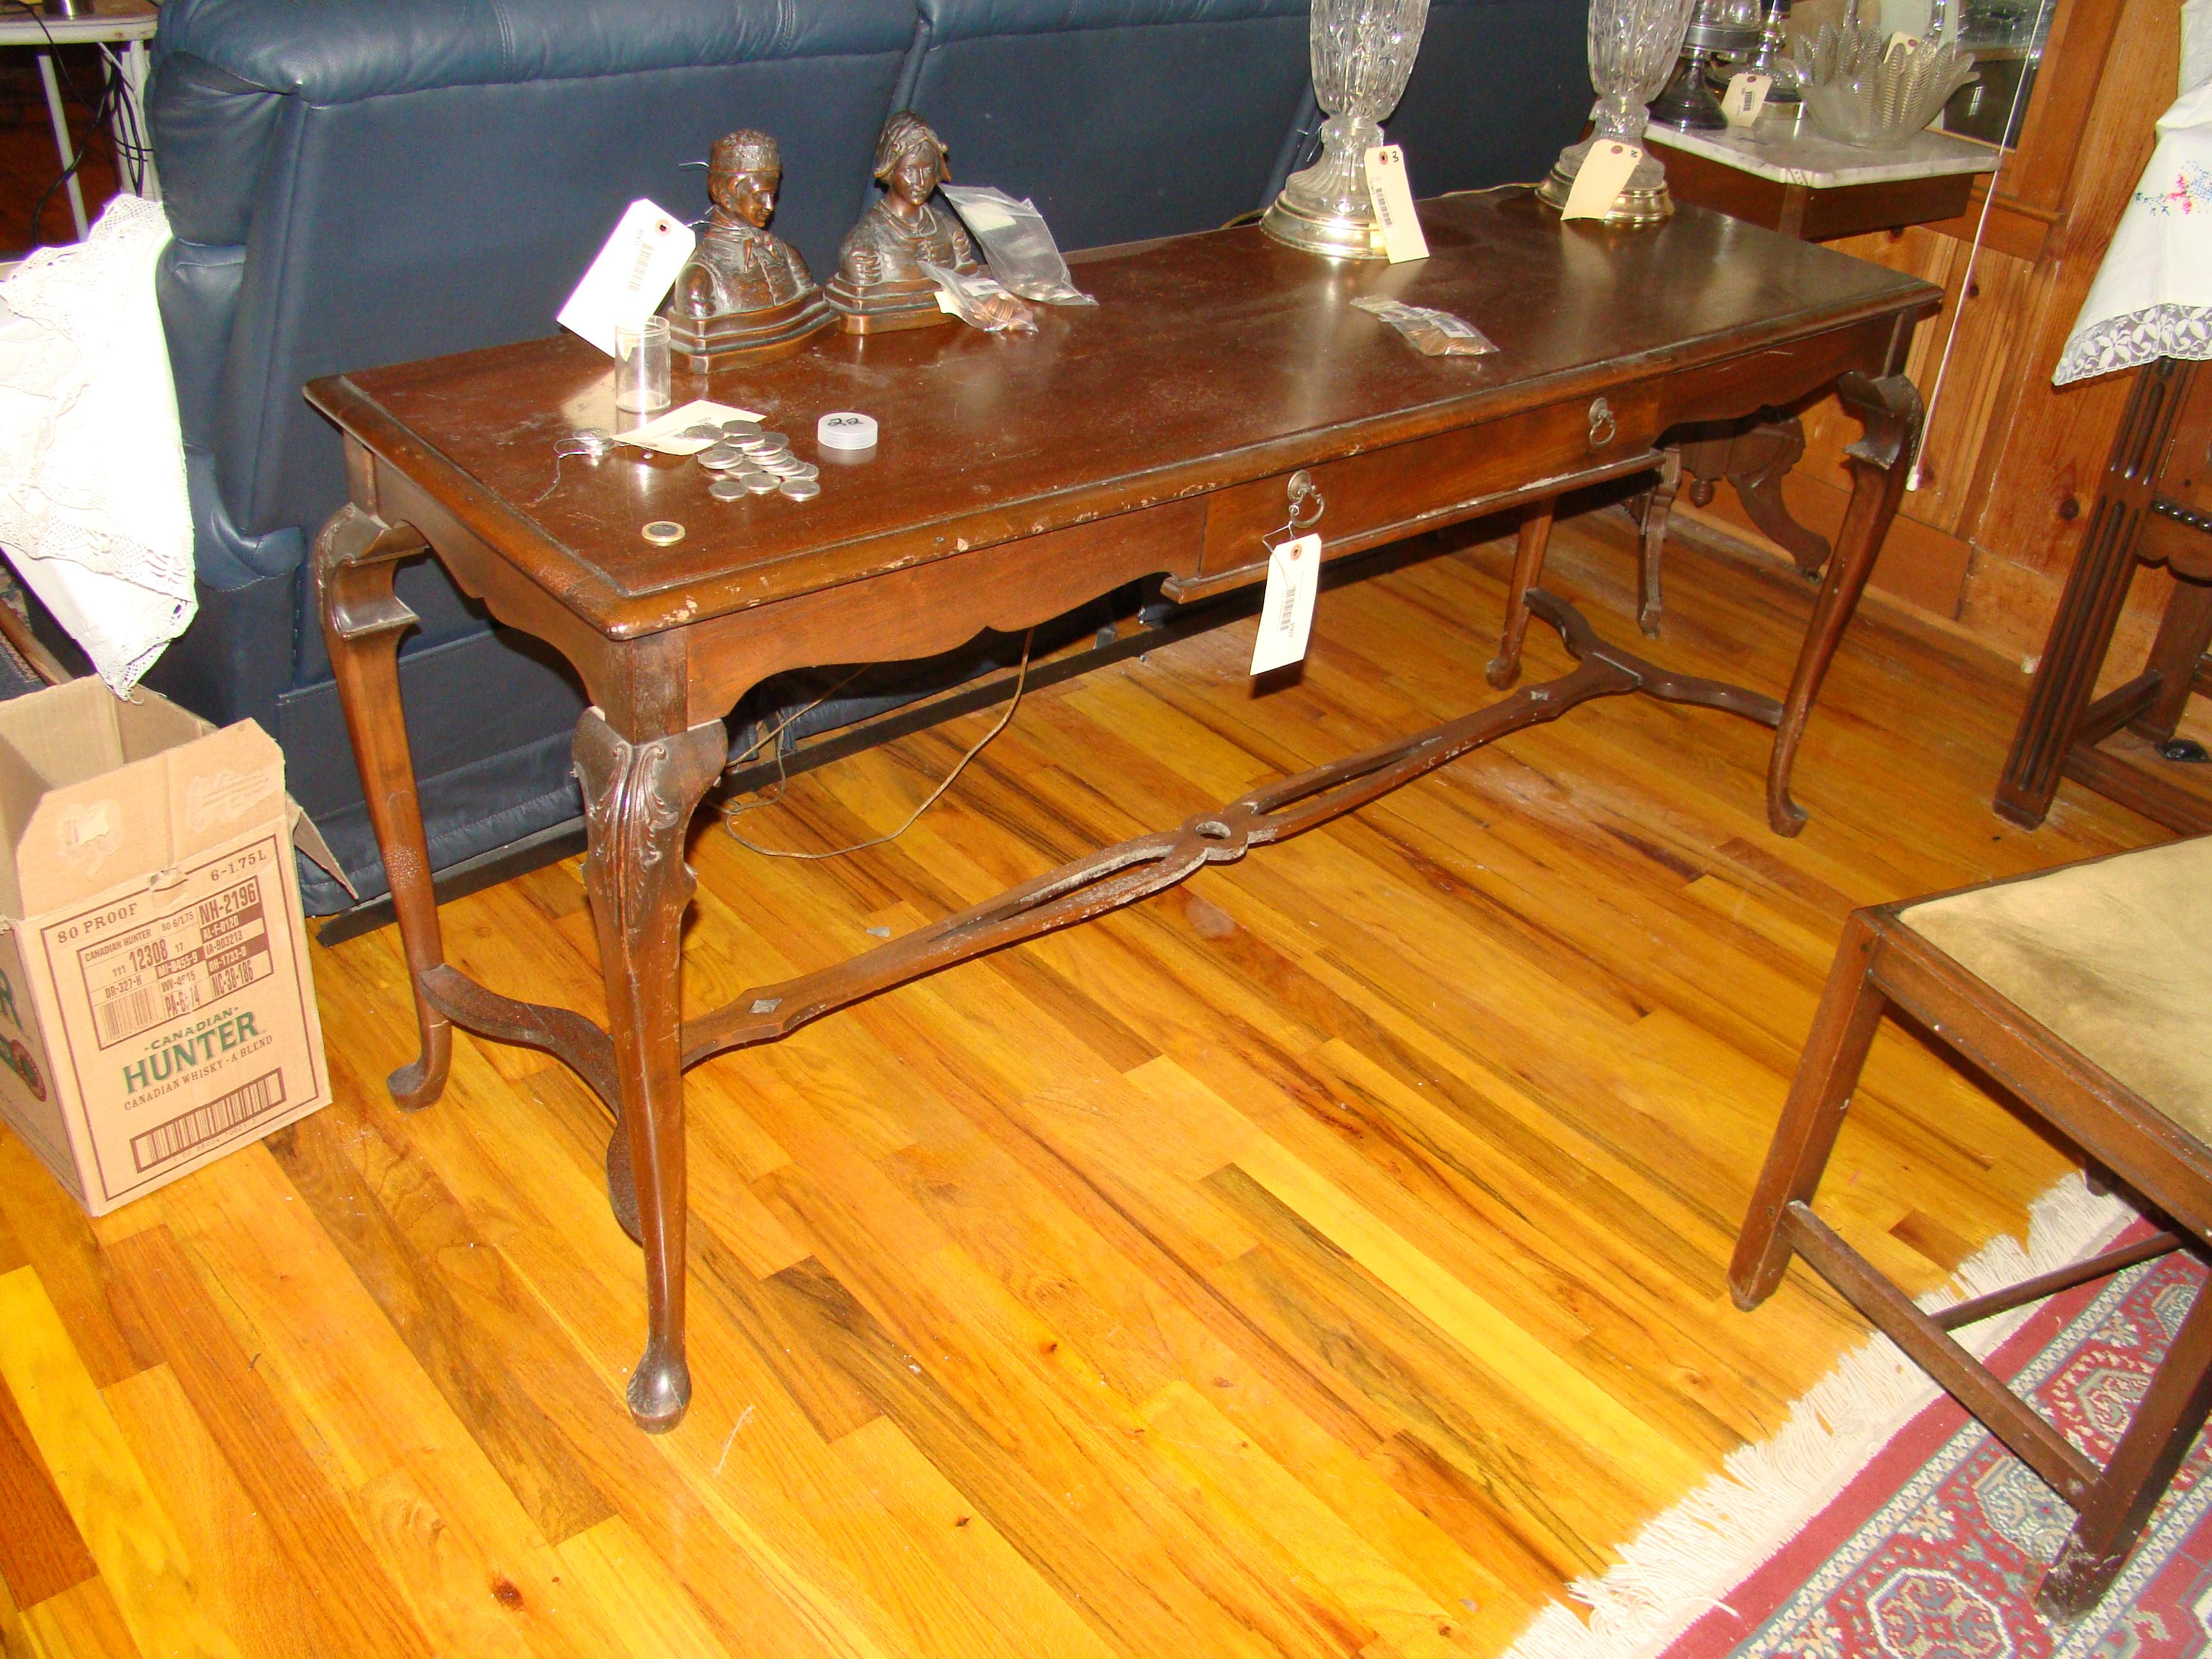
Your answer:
[1733,838,2212,1615]
[1996,357,2212,835]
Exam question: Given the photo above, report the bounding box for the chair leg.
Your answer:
[1487,497,1557,690]
[2129,572,2212,746]
[1731,911,1890,1310]
[2038,1274,2212,1615]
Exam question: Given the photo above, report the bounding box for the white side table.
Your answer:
[0,0,159,243]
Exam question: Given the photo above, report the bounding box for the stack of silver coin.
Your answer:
[684,420,822,502]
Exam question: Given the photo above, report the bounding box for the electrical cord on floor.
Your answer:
[23,49,120,245]
[720,627,1036,862]
[95,44,151,196]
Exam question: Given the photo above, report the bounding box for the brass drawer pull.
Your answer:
[1588,397,1618,450]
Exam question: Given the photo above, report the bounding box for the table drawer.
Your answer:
[1175,385,1665,599]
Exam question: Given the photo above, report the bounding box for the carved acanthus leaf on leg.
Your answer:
[572,709,726,1431]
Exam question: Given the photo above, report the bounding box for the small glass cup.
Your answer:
[613,316,671,413]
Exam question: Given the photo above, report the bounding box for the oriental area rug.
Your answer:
[1506,1178,2212,1659]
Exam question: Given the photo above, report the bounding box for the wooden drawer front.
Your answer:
[1198,385,1662,579]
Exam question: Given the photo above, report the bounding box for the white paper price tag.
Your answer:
[1362,145,1430,263]
[557,199,696,357]
[1560,143,1643,221]
[614,399,765,454]
[1251,533,1321,675]
[1723,71,1772,125]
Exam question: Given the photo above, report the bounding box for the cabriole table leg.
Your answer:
[316,505,453,1110]
[1765,372,1924,837]
[573,709,727,1432]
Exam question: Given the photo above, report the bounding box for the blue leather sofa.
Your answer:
[144,0,1589,916]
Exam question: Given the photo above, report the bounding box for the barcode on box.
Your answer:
[93,984,155,1046]
[129,1068,285,1171]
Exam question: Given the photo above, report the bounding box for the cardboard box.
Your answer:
[0,678,341,1214]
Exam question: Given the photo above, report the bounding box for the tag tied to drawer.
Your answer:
[1252,533,1321,675]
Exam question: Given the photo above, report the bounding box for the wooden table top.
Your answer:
[308,190,1936,638]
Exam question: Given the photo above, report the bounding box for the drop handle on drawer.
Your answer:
[1282,469,1326,536]
[1587,397,1618,450]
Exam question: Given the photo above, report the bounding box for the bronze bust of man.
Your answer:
[664,129,833,366]
[829,111,1023,333]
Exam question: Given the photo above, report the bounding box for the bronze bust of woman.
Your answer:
[663,129,833,367]
[828,111,994,333]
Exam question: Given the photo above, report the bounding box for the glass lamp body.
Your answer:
[1537,0,1699,223]
[1262,0,1432,259]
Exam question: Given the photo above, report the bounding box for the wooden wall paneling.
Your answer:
[1958,0,2183,664]
[1683,0,2184,671]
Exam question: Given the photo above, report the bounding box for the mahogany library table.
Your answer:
[309,189,1939,1431]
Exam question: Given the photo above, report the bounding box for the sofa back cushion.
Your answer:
[152,0,915,624]
[1384,0,1590,198]
[892,0,1314,252]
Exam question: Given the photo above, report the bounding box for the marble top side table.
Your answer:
[1632,120,1998,593]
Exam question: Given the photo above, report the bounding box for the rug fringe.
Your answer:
[1500,1171,2134,1659]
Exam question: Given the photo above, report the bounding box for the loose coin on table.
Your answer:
[780,478,821,501]
[743,473,780,495]
[641,520,685,545]
[709,477,748,501]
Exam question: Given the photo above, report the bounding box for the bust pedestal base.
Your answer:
[826,274,954,334]
[668,290,835,370]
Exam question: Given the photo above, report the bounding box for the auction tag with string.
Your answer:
[1362,145,1430,262]
[1251,534,1320,675]
[557,199,695,357]
[1723,71,1772,125]
[1560,143,1642,221]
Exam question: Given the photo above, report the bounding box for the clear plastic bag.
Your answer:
[917,261,1038,333]
[940,185,1097,307]
[1352,296,1497,358]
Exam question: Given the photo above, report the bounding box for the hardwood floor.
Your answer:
[0,508,2162,1659]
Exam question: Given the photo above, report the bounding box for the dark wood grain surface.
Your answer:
[309,192,1934,635]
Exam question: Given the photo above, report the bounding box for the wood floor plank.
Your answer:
[1232,1134,1708,1496]
[0,1338,96,1610]
[100,1365,333,1659]
[0,1265,240,1659]
[552,1516,741,1659]
[258,1106,616,1544]
[102,1227,438,1659]
[17,1576,144,1659]
[0,1140,157,1390]
[1142,1379,1475,1659]
[838,1413,1123,1659]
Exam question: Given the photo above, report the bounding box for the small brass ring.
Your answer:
[1286,469,1326,532]
[1587,397,1618,450]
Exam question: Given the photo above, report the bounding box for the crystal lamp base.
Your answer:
[1534,137,1674,227]
[1260,193,1383,259]
[1262,113,1388,260]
